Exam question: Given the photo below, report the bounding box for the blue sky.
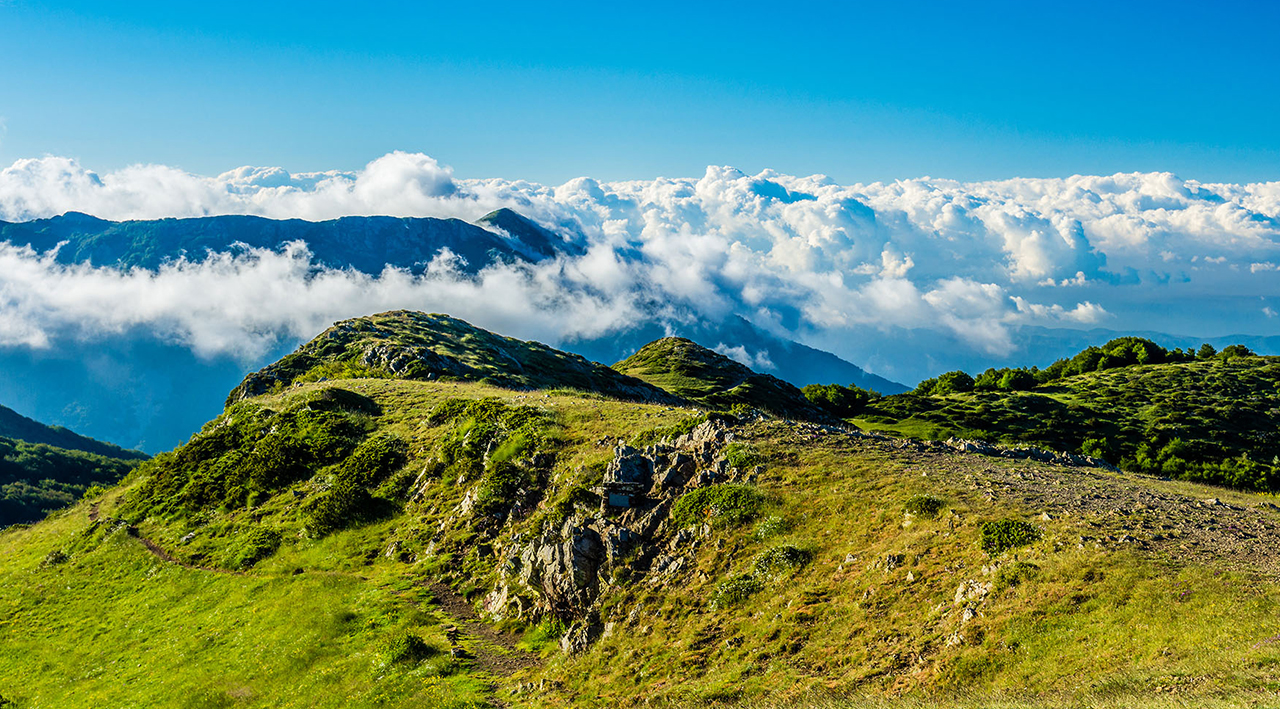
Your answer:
[2,0,1279,184]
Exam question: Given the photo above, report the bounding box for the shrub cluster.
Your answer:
[128,394,377,518]
[709,574,764,609]
[752,545,810,579]
[979,519,1042,556]
[722,443,765,470]
[753,515,788,540]
[427,397,557,528]
[904,494,945,519]
[994,561,1040,593]
[671,485,764,529]
[380,631,439,665]
[800,383,880,417]
[226,526,282,569]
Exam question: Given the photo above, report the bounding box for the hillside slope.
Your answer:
[0,403,147,526]
[227,310,686,406]
[852,342,1280,492]
[613,337,830,421]
[6,319,1280,708]
[0,403,147,460]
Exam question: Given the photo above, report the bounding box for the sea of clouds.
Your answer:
[1,151,1278,378]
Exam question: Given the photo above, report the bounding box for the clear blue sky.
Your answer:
[2,0,1278,184]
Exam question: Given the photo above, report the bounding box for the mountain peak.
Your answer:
[227,310,684,407]
[614,336,830,421]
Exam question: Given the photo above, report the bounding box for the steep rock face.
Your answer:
[225,311,687,407]
[482,417,756,649]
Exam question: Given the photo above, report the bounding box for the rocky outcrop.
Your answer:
[482,417,751,650]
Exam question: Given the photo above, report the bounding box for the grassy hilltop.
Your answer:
[3,317,1280,708]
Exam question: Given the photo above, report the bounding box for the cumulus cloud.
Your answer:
[0,152,1278,373]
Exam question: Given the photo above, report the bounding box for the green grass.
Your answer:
[852,355,1280,492]
[8,370,1280,708]
[0,494,490,708]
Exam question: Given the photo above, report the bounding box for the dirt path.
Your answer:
[420,580,541,677]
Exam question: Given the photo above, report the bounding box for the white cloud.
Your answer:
[713,343,776,371]
[0,152,1278,367]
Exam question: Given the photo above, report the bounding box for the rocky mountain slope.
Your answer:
[5,315,1280,708]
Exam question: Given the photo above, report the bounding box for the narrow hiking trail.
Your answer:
[87,500,541,702]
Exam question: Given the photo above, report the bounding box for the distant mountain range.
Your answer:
[0,210,904,452]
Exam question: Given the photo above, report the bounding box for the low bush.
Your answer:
[754,515,788,539]
[671,484,764,529]
[303,478,377,537]
[753,545,810,579]
[980,518,1042,555]
[709,573,763,609]
[994,561,1040,592]
[380,631,439,665]
[723,443,765,470]
[904,494,945,519]
[341,432,408,487]
[226,526,282,569]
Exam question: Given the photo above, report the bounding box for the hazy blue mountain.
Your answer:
[0,401,146,460]
[0,211,579,273]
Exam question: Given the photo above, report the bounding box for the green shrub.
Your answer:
[226,526,282,569]
[471,460,539,522]
[341,432,408,487]
[801,383,878,416]
[904,494,945,519]
[303,478,377,537]
[671,485,764,529]
[244,431,311,490]
[979,518,1042,555]
[723,442,765,470]
[709,574,763,609]
[754,515,788,539]
[752,545,810,579]
[994,561,1040,592]
[380,631,439,664]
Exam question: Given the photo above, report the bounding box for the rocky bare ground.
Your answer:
[817,425,1280,578]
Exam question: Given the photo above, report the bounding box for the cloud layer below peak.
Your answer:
[1,152,1278,381]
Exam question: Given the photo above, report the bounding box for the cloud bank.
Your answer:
[1,152,1278,378]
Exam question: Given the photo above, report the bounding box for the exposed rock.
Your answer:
[954,580,992,605]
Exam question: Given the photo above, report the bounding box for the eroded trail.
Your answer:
[421,580,541,677]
